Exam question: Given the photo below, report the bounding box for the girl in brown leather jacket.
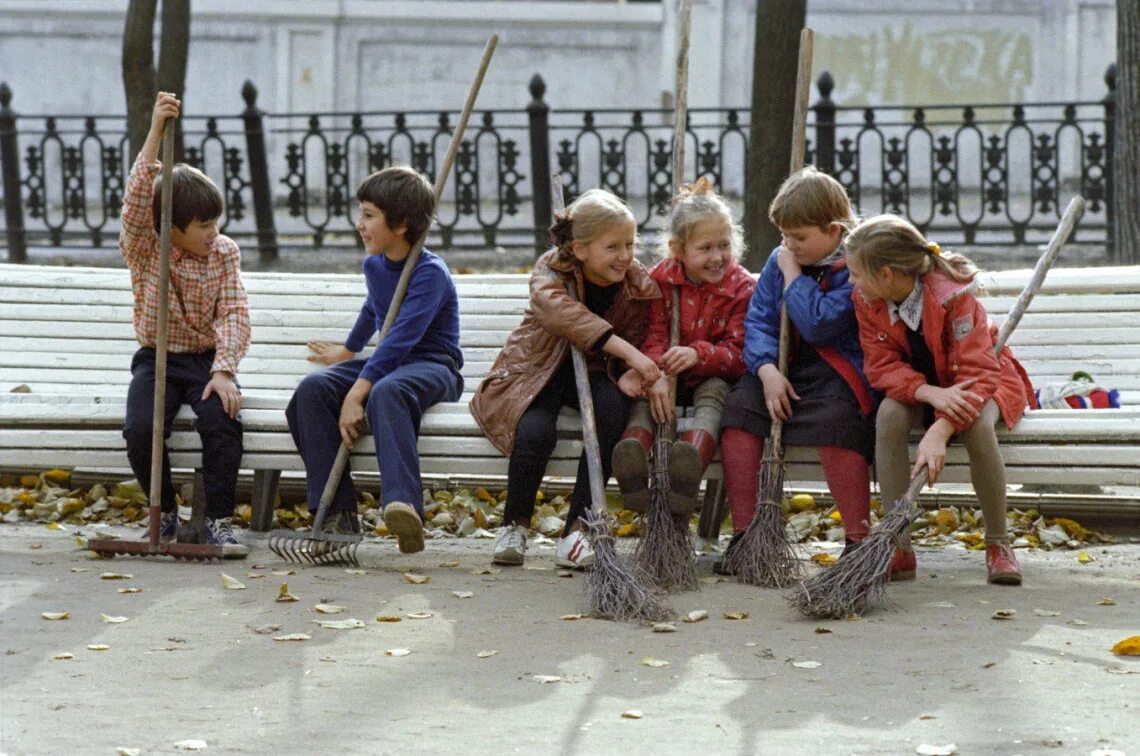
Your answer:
[469,189,661,568]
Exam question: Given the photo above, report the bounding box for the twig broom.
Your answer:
[722,28,815,587]
[790,196,1087,618]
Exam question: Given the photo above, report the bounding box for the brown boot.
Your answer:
[613,428,652,512]
[667,430,717,516]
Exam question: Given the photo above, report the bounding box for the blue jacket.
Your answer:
[742,247,874,414]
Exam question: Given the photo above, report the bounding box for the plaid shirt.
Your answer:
[119,153,251,375]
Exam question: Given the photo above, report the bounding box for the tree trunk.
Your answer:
[157,0,191,161]
[122,0,157,162]
[1114,1,1140,264]
[742,0,806,272]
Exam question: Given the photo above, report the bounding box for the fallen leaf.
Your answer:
[87,644,110,651]
[652,623,677,633]
[41,611,70,620]
[438,561,460,568]
[252,624,280,635]
[814,627,832,634]
[472,567,500,575]
[314,604,346,614]
[407,612,433,620]
[476,649,498,659]
[1097,597,1116,606]
[101,614,129,624]
[915,745,957,756]
[981,661,997,668]
[270,570,296,576]
[315,618,366,630]
[991,609,1016,620]
[683,610,708,623]
[117,749,140,756]
[621,710,644,719]
[792,660,822,669]
[100,572,133,580]
[173,740,208,751]
[276,584,298,603]
[386,648,411,657]
[375,615,402,623]
[1033,608,1061,617]
[452,590,474,599]
[220,573,246,590]
[561,613,587,621]
[810,552,837,567]
[1076,551,1095,564]
[69,567,90,573]
[699,575,726,584]
[1111,636,1140,656]
[344,569,367,575]
[532,674,561,683]
[927,601,956,609]
[641,657,670,668]
[117,587,143,594]
[52,652,74,660]
[1105,666,1137,675]
[402,572,430,585]
[272,633,311,642]
[557,570,574,578]
[1068,619,1089,627]
[918,715,936,720]
[723,611,750,621]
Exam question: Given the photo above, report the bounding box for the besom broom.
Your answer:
[267,35,499,567]
[790,195,1087,619]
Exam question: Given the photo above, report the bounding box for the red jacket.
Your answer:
[853,271,1035,433]
[641,257,755,389]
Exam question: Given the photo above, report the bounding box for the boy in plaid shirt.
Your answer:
[120,92,251,557]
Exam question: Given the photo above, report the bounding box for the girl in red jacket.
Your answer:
[612,178,755,516]
[845,214,1035,586]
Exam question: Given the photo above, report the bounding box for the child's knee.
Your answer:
[875,398,911,433]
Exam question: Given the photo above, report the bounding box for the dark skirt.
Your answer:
[720,343,874,461]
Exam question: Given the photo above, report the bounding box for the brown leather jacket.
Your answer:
[469,248,661,455]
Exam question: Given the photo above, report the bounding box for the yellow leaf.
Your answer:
[220,573,246,590]
[789,494,816,512]
[476,649,498,659]
[827,511,842,523]
[100,614,129,624]
[683,609,709,623]
[722,611,750,620]
[814,626,833,634]
[402,572,430,585]
[810,552,837,567]
[276,584,298,602]
[615,521,639,537]
[386,648,411,657]
[407,611,433,619]
[475,487,496,503]
[20,474,39,488]
[1097,597,1116,606]
[41,611,70,620]
[314,603,345,614]
[640,657,670,668]
[1076,551,1094,564]
[560,613,587,621]
[1110,636,1140,656]
[375,615,402,623]
[42,469,72,486]
[621,710,644,719]
[100,572,133,580]
[87,644,110,651]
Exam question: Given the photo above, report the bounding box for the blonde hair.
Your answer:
[549,188,637,264]
[659,176,746,260]
[845,214,978,283]
[768,165,857,232]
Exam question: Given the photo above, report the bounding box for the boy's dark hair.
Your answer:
[356,166,436,244]
[151,164,224,232]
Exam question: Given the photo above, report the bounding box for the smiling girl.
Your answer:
[470,189,662,568]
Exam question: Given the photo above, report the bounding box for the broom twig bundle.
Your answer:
[790,195,1087,618]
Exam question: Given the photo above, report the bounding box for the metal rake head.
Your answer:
[267,529,361,567]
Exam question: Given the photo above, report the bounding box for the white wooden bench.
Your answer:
[2,262,1139,536]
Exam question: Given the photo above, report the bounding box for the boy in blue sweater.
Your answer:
[286,166,463,553]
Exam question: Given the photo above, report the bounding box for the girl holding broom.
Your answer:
[845,214,1035,585]
[470,189,661,568]
[612,178,754,518]
[717,167,876,575]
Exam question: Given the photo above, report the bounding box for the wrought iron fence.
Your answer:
[0,65,1117,263]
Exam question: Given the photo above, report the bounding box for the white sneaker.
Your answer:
[492,525,528,566]
[555,530,595,569]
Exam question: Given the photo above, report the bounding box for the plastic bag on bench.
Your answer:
[1033,371,1120,409]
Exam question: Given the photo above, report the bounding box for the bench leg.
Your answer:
[696,480,726,542]
[250,470,281,532]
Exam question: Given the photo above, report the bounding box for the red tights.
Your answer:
[720,427,870,542]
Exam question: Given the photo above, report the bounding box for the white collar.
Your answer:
[888,277,924,331]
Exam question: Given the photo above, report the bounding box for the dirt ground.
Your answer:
[1,524,1137,756]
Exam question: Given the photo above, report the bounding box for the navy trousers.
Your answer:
[286,357,463,515]
[122,348,243,518]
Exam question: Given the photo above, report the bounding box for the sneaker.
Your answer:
[492,525,528,566]
[985,540,1023,586]
[889,547,917,581]
[555,530,595,569]
[713,531,744,576]
[316,510,361,536]
[158,510,178,542]
[383,501,425,554]
[205,517,250,559]
[613,437,651,512]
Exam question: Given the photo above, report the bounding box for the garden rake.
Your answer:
[722,27,815,587]
[267,34,499,567]
[88,119,225,562]
[791,195,1087,619]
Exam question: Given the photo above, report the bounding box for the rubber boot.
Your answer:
[667,429,717,516]
[613,427,652,512]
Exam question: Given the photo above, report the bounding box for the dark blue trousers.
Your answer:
[122,348,243,518]
[286,357,463,515]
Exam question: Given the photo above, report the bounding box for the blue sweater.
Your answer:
[344,249,463,384]
[742,247,870,397]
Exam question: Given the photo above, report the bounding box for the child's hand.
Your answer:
[758,364,799,422]
[658,346,698,376]
[913,422,953,485]
[202,371,241,419]
[776,246,802,287]
[339,395,366,447]
[628,352,661,388]
[919,378,983,425]
[150,92,180,135]
[617,369,646,398]
[648,377,674,424]
[307,341,355,366]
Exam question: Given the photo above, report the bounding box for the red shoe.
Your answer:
[986,541,1023,585]
[889,547,916,581]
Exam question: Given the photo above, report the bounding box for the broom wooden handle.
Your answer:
[768,27,814,457]
[902,196,1086,498]
[315,35,499,531]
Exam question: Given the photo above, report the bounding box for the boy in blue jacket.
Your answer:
[286,167,463,553]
